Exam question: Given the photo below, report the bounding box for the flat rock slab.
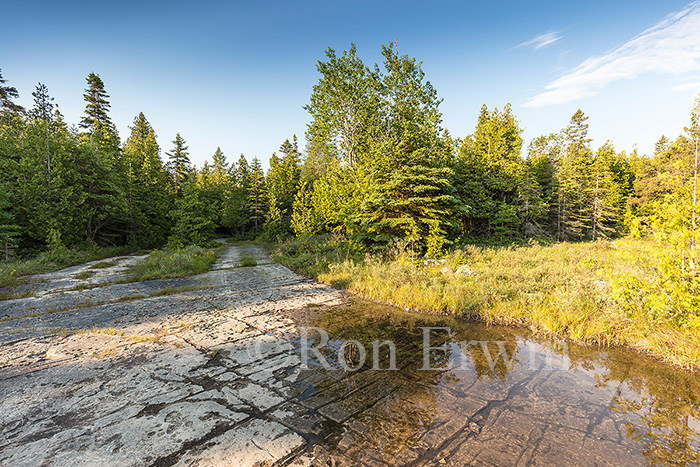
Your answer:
[1,244,696,466]
[0,245,343,466]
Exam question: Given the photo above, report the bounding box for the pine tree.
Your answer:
[79,72,120,153]
[166,133,191,192]
[0,69,24,113]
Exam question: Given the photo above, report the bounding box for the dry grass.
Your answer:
[274,237,700,371]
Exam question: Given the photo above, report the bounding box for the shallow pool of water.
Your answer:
[294,299,700,466]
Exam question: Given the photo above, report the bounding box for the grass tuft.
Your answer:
[239,254,257,267]
[126,245,218,281]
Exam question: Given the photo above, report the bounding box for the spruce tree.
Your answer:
[248,158,266,233]
[354,44,461,250]
[166,133,191,192]
[589,142,621,239]
[558,109,594,240]
[455,104,524,239]
[123,112,171,246]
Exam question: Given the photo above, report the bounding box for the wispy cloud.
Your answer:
[517,31,563,51]
[671,81,700,92]
[525,1,700,108]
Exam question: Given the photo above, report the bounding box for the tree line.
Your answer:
[0,43,698,261]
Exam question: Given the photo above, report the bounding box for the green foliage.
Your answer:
[239,254,257,267]
[300,43,463,251]
[0,181,19,260]
[304,43,381,172]
[166,133,191,192]
[0,69,23,112]
[263,137,301,239]
[127,245,217,281]
[355,163,459,250]
[248,157,266,232]
[123,112,172,246]
[613,96,700,327]
[454,104,523,239]
[169,176,216,246]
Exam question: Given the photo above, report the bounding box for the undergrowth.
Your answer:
[126,245,218,281]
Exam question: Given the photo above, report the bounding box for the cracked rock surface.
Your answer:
[1,244,699,466]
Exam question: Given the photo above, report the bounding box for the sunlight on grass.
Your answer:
[274,237,700,370]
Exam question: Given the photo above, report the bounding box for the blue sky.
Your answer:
[2,1,699,168]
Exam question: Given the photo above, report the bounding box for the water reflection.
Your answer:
[296,299,700,466]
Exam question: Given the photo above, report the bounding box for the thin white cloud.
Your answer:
[671,81,700,91]
[517,31,563,50]
[525,1,700,108]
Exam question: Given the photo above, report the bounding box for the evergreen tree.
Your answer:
[222,154,252,235]
[79,72,120,153]
[0,69,23,113]
[264,137,302,238]
[122,112,171,246]
[166,133,191,192]
[454,104,523,239]
[80,72,113,130]
[0,181,19,260]
[248,157,266,232]
[198,147,233,232]
[169,171,216,246]
[558,109,594,240]
[30,83,55,188]
[354,44,460,250]
[523,134,560,236]
[589,142,621,239]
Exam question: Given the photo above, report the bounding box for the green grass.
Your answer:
[239,254,257,267]
[273,236,700,371]
[89,260,119,269]
[73,270,95,280]
[0,246,136,288]
[126,245,218,281]
[0,290,33,300]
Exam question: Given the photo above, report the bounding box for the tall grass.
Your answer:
[274,237,700,370]
[126,245,218,281]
